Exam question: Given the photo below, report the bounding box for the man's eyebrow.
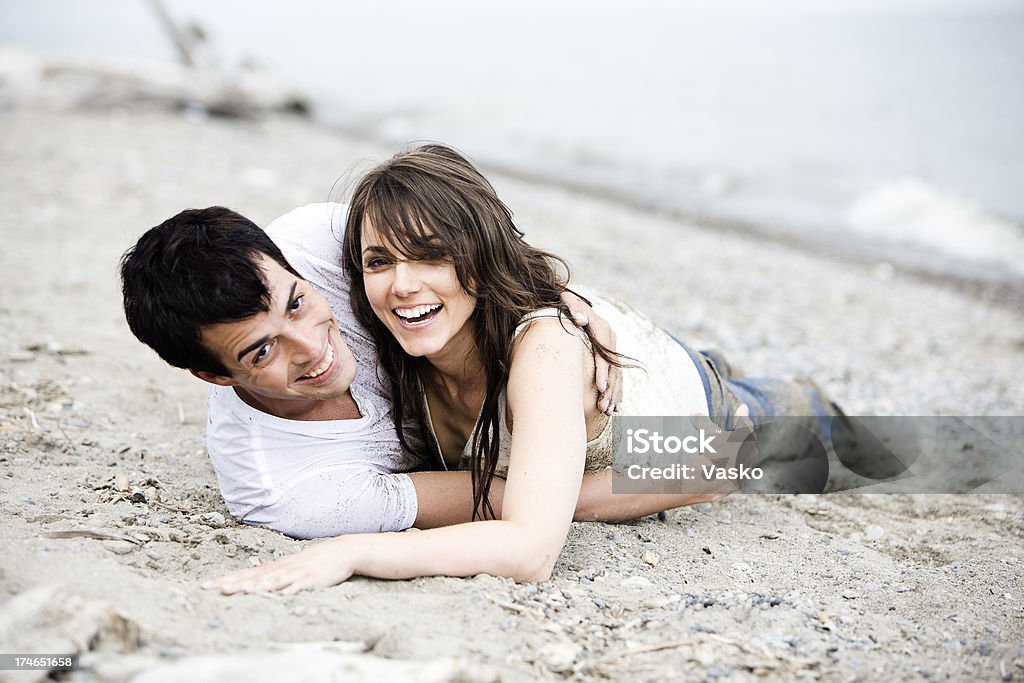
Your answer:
[283,281,298,315]
[237,336,271,363]
[235,281,298,362]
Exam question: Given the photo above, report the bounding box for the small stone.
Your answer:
[199,512,227,528]
[842,590,859,600]
[695,503,713,512]
[643,596,673,609]
[592,598,607,609]
[538,641,582,673]
[984,503,1006,513]
[864,525,885,541]
[642,550,660,567]
[621,576,653,588]
[9,351,36,362]
[747,507,763,516]
[104,540,136,555]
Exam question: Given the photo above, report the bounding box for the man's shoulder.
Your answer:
[265,202,348,253]
[264,202,352,310]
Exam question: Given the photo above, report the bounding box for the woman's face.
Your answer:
[359,218,476,363]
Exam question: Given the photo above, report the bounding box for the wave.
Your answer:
[846,179,1024,277]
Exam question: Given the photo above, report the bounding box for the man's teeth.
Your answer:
[301,343,334,379]
[394,304,442,320]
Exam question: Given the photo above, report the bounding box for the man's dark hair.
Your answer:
[120,206,300,376]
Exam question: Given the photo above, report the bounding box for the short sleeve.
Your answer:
[245,468,419,539]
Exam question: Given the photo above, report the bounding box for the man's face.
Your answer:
[196,255,357,410]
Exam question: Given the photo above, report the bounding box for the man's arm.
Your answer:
[409,469,723,527]
[573,470,727,522]
[408,471,501,527]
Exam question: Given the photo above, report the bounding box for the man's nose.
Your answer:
[391,261,422,297]
[283,324,321,364]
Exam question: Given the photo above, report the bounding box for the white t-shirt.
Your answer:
[206,203,423,539]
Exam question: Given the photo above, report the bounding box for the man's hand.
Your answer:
[561,290,623,415]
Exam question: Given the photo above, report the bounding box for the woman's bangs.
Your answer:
[368,185,454,262]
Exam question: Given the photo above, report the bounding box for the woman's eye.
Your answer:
[290,295,304,311]
[425,249,449,262]
[364,257,388,269]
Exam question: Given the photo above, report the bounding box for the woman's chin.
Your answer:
[397,340,432,358]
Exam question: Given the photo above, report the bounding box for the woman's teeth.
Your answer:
[300,343,334,379]
[394,304,442,322]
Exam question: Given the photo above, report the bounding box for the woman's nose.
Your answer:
[391,261,422,297]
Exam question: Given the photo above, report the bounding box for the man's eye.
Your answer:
[254,343,272,364]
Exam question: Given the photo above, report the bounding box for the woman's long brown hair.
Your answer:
[342,144,621,520]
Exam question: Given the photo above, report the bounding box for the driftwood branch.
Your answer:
[146,0,197,69]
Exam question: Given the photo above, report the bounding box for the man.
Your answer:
[121,203,718,539]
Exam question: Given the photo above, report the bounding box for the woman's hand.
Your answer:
[560,290,623,415]
[202,537,356,596]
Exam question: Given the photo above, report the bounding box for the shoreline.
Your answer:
[317,116,1024,312]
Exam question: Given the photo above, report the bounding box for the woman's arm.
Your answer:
[205,320,590,594]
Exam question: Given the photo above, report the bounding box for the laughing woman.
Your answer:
[206,145,838,594]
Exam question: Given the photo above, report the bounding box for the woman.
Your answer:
[206,144,836,594]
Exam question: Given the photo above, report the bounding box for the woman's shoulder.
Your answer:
[508,309,591,381]
[512,308,585,346]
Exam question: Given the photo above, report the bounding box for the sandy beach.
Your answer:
[1,95,1022,682]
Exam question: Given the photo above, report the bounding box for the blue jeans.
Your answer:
[676,341,838,448]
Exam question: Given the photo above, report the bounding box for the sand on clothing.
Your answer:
[0,101,1022,682]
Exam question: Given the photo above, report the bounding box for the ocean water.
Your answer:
[3,0,1023,284]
